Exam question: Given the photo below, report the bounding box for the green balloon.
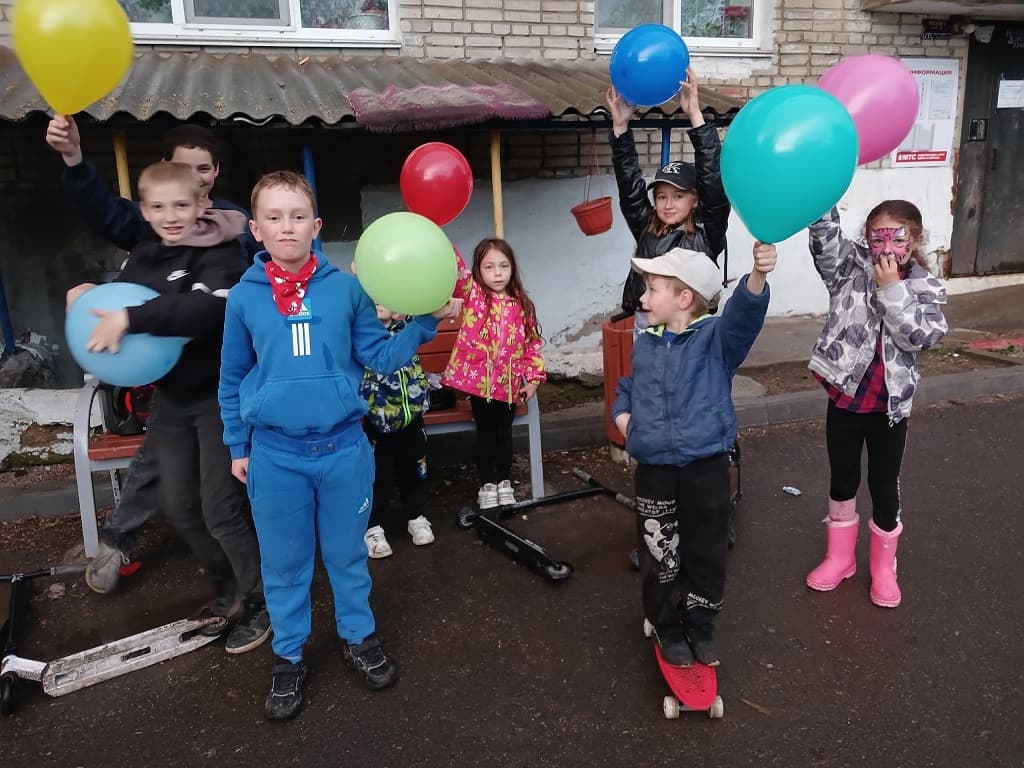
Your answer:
[354,212,457,316]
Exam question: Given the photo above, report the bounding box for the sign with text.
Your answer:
[892,58,960,168]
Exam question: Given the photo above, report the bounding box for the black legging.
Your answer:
[825,401,908,531]
[469,396,517,485]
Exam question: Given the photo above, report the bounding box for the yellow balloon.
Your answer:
[12,0,134,115]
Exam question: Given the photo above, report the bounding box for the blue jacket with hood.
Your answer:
[219,252,439,459]
[611,276,769,466]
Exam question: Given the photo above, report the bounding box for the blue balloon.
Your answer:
[610,25,690,108]
[720,85,859,244]
[65,282,188,387]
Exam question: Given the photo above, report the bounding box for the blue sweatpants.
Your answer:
[247,422,376,660]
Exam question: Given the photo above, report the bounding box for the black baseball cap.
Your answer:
[647,161,697,193]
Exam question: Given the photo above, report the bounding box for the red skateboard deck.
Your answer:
[654,644,724,719]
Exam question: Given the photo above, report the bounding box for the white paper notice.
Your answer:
[892,58,960,167]
[996,80,1024,109]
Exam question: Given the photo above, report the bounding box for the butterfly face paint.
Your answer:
[868,227,912,263]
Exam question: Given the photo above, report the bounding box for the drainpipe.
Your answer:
[660,125,672,167]
[302,142,323,253]
[490,129,504,238]
[0,273,15,357]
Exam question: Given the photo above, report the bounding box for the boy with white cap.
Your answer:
[611,243,776,667]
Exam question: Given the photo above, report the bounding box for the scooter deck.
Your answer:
[1,617,222,697]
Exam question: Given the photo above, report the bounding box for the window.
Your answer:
[119,0,399,46]
[595,0,769,54]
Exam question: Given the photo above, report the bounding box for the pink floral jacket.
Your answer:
[441,253,547,403]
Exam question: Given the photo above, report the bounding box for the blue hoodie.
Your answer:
[219,253,439,459]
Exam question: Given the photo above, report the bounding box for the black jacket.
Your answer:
[62,161,260,259]
[609,124,730,313]
[118,240,248,401]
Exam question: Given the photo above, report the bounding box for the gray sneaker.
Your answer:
[225,598,273,654]
[85,541,127,594]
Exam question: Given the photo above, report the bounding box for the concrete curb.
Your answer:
[4,365,1024,524]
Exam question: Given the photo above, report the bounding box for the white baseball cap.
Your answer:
[631,248,721,303]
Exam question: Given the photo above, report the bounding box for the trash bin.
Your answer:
[602,314,635,448]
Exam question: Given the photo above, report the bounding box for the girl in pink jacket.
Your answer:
[442,238,546,510]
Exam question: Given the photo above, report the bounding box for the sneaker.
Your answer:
[341,635,398,690]
[496,479,516,506]
[264,657,308,721]
[477,483,498,510]
[364,525,393,559]
[225,598,273,654]
[653,624,694,667]
[85,541,128,594]
[407,516,435,546]
[687,623,720,667]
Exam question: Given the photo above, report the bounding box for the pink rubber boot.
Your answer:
[805,499,859,591]
[868,520,903,608]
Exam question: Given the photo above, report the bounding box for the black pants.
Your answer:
[146,390,263,603]
[365,416,428,528]
[469,396,517,485]
[635,454,731,631]
[826,401,908,532]
[101,433,160,551]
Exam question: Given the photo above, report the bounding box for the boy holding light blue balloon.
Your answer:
[66,161,271,654]
[218,170,462,721]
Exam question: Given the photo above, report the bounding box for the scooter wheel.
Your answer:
[0,673,16,716]
[543,562,572,582]
[456,506,477,530]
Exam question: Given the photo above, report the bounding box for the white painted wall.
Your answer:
[322,164,956,376]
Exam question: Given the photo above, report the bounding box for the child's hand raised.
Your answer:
[753,242,777,275]
[679,67,704,127]
[873,256,901,287]
[431,297,464,321]
[605,87,636,136]
[45,115,83,167]
[746,241,777,296]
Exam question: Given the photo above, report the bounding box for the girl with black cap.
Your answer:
[606,66,731,325]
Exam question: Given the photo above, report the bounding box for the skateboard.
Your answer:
[644,619,724,720]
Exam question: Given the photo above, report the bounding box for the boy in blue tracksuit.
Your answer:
[612,244,776,668]
[218,171,462,722]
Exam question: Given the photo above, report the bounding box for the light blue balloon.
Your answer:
[65,282,188,386]
[610,25,690,108]
[721,85,859,244]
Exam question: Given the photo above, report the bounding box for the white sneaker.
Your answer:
[364,525,393,559]
[478,483,499,510]
[407,516,435,546]
[497,480,516,506]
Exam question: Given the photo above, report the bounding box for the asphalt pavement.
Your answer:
[1,393,1022,768]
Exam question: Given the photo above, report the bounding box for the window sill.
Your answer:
[130,32,402,48]
[594,41,772,58]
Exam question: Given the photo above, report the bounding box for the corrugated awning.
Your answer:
[0,46,743,130]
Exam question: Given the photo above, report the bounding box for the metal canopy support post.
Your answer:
[302,142,324,253]
[490,129,504,238]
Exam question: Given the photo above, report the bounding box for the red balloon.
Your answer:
[400,143,473,226]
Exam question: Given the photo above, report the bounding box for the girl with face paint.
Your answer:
[803,201,948,610]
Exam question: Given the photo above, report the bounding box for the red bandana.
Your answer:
[265,256,317,316]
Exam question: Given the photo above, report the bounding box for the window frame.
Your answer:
[593,0,773,56]
[125,0,402,48]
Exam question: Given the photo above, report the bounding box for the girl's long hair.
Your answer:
[471,238,543,341]
[864,199,930,270]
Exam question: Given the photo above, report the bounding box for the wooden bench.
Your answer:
[71,317,545,558]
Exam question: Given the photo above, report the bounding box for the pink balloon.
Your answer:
[818,55,919,165]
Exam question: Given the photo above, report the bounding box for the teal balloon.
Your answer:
[721,85,859,244]
[354,212,457,316]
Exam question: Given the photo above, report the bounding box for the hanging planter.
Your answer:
[570,130,613,236]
